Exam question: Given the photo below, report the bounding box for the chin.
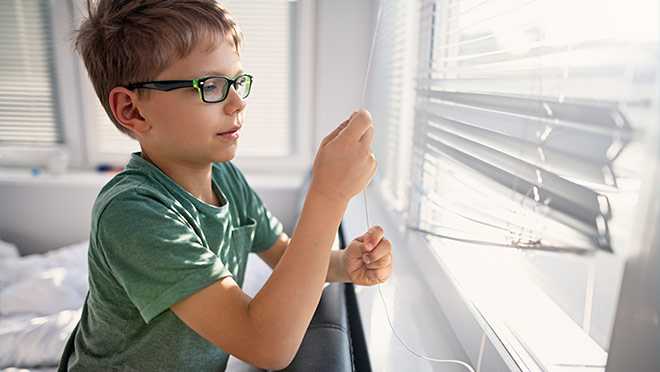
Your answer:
[213,147,238,163]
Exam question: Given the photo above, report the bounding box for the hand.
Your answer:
[342,226,393,286]
[309,110,377,204]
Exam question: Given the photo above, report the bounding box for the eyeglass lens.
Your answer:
[201,76,251,102]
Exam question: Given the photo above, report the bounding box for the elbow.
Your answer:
[251,341,300,370]
[252,351,296,371]
[262,355,295,371]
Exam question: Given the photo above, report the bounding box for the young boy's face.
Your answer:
[137,37,246,166]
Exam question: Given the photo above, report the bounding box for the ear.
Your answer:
[108,87,150,134]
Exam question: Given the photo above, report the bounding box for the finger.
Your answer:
[363,225,384,252]
[321,118,350,146]
[366,266,393,282]
[344,239,365,260]
[338,109,373,141]
[359,124,375,145]
[365,253,392,269]
[362,237,391,264]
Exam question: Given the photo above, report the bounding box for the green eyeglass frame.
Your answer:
[126,74,253,103]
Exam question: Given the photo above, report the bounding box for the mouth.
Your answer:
[218,124,242,140]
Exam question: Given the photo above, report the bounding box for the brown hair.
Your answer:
[74,0,243,138]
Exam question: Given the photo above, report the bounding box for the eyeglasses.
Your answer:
[126,74,253,103]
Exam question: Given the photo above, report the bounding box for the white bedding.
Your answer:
[1,240,87,370]
[0,240,270,372]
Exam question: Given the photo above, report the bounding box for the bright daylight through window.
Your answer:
[368,0,659,371]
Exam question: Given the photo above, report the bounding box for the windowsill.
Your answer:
[0,167,116,186]
[342,184,480,372]
[432,240,609,372]
[344,181,613,372]
[0,166,306,188]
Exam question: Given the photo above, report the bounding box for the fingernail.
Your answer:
[362,255,371,264]
[365,242,373,251]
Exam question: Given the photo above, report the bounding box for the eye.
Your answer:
[236,76,249,88]
[203,81,218,93]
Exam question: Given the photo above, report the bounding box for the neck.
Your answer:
[140,151,220,207]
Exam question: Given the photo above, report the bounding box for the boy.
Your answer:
[60,0,393,371]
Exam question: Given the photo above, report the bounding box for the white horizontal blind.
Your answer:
[366,0,418,211]
[409,0,658,366]
[0,0,62,147]
[412,0,656,254]
[88,0,296,163]
[216,0,293,157]
[91,98,139,157]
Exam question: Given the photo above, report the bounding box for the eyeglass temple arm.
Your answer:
[127,80,194,91]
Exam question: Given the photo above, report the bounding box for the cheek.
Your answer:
[149,102,206,133]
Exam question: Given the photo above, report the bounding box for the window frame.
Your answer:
[3,0,315,177]
[0,0,84,169]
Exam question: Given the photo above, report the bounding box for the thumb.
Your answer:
[320,111,358,147]
[336,109,372,141]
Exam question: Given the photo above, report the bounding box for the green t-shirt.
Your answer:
[62,153,283,371]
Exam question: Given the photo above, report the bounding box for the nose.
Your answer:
[223,86,247,115]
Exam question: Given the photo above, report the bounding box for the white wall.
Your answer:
[0,171,110,255]
[314,0,375,148]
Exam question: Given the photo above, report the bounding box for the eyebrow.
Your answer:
[199,69,245,78]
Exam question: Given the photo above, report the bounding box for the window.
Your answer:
[364,0,418,212]
[366,0,659,370]
[1,0,312,173]
[0,0,64,167]
[222,0,294,157]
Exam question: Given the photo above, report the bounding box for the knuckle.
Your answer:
[357,145,371,158]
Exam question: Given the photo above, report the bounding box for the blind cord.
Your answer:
[360,1,479,371]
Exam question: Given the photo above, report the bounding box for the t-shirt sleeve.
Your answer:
[95,194,232,324]
[228,164,284,253]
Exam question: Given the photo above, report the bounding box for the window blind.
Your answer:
[402,0,657,363]
[89,0,297,162]
[0,0,62,147]
[91,98,140,156]
[411,0,655,254]
[222,0,294,157]
[366,0,418,211]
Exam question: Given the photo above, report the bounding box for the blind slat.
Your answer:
[423,126,610,247]
[0,0,61,148]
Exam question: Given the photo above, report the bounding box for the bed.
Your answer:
[1,240,85,371]
[0,239,270,372]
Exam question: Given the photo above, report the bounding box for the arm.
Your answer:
[259,226,394,285]
[170,110,376,370]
